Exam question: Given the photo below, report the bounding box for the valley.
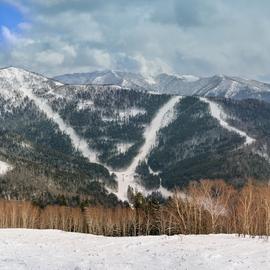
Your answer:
[1,67,270,205]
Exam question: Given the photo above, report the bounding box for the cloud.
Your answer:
[134,54,172,77]
[91,49,112,68]
[1,26,18,44]
[2,0,29,13]
[150,0,215,28]
[36,50,64,65]
[1,0,270,80]
[18,22,32,30]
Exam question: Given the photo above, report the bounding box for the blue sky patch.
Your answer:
[0,3,25,44]
[0,3,23,30]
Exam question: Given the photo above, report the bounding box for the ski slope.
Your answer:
[0,229,268,270]
[115,96,181,200]
[200,97,255,145]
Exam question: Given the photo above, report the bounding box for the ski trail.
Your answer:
[200,97,255,145]
[114,96,181,200]
[15,73,99,164]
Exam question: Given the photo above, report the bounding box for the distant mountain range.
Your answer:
[54,70,270,102]
[1,67,270,206]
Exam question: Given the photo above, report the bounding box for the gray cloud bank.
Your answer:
[1,0,270,80]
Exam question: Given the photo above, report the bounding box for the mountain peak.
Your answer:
[0,67,46,81]
[0,66,28,74]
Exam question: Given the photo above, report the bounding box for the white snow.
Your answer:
[200,97,255,145]
[116,142,133,153]
[225,80,239,98]
[118,108,146,119]
[0,161,12,175]
[77,100,94,110]
[114,96,181,200]
[144,75,156,85]
[0,229,269,270]
[102,108,146,122]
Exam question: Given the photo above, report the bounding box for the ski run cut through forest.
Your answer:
[0,69,257,201]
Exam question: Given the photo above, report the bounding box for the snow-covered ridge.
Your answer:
[0,229,268,270]
[200,97,255,145]
[115,96,181,200]
[55,70,270,102]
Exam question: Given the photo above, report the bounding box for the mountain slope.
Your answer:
[146,96,270,189]
[0,67,117,206]
[2,67,270,203]
[115,96,181,200]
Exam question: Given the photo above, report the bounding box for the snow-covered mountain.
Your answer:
[0,67,61,106]
[2,67,270,205]
[195,75,270,101]
[55,70,270,102]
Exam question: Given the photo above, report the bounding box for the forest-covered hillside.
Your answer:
[1,68,270,205]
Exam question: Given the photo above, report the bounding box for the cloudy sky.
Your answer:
[1,0,270,80]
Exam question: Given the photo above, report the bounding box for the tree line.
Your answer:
[0,179,270,236]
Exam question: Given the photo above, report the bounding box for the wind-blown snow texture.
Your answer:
[0,229,269,270]
[200,97,255,145]
[115,96,181,200]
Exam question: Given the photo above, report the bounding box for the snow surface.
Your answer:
[77,100,94,110]
[118,108,146,119]
[225,80,239,98]
[116,142,133,153]
[0,161,12,175]
[114,96,181,200]
[102,108,146,122]
[200,97,255,145]
[0,229,269,270]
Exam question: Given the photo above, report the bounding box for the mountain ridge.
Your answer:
[54,69,270,102]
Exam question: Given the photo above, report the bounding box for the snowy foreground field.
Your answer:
[0,229,269,270]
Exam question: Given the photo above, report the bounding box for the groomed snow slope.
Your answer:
[200,97,255,145]
[0,229,269,270]
[115,96,181,200]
